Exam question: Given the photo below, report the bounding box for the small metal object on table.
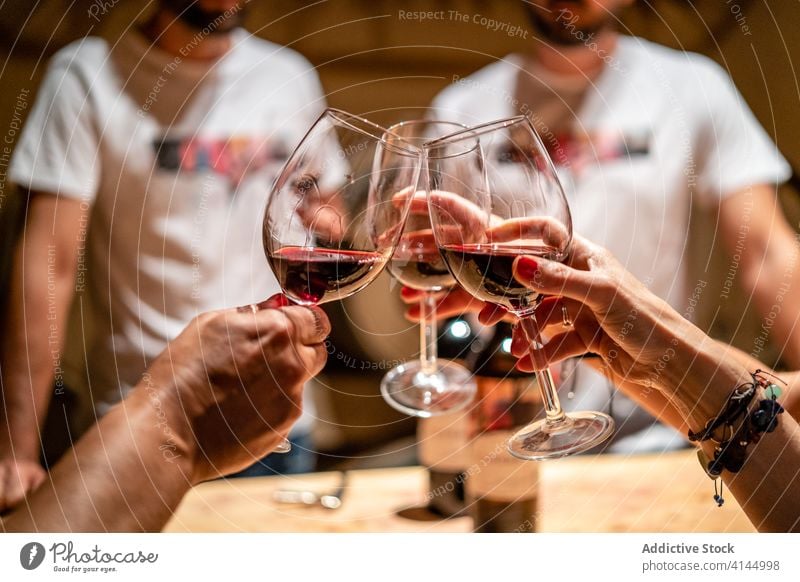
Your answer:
[272,471,348,510]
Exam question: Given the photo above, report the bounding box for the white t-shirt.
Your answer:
[11,29,326,422]
[431,36,791,450]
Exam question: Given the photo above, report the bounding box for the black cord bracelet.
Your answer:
[688,369,785,507]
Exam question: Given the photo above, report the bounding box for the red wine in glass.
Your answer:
[389,230,455,291]
[268,246,386,306]
[439,243,559,313]
[378,119,476,418]
[262,109,421,453]
[389,256,451,289]
[425,115,614,460]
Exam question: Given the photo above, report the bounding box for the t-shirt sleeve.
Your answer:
[302,62,327,119]
[9,52,100,200]
[694,60,791,203]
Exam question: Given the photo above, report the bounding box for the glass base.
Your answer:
[506,411,615,460]
[381,360,476,418]
[273,438,292,454]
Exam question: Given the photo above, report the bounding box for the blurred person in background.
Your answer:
[424,0,800,450]
[0,0,327,512]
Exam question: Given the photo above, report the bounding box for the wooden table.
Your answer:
[165,449,754,532]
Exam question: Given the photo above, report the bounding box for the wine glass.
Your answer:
[423,116,615,460]
[263,108,421,452]
[379,120,477,417]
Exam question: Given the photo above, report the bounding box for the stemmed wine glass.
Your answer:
[423,116,615,459]
[263,108,421,452]
[380,120,477,417]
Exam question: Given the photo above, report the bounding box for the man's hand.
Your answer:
[400,285,487,321]
[140,295,330,483]
[2,295,331,532]
[0,458,46,514]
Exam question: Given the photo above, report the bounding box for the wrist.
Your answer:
[128,373,199,483]
[664,333,752,433]
[0,426,42,464]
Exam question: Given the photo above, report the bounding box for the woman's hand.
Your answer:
[507,235,719,399]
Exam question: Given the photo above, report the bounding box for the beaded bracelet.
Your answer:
[688,369,785,507]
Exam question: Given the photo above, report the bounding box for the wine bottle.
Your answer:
[466,321,542,533]
[416,316,479,517]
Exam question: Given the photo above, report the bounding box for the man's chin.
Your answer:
[174,4,244,34]
[528,15,580,45]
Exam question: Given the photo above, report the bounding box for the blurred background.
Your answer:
[1,0,798,469]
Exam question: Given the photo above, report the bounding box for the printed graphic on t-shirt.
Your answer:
[153,136,287,186]
[539,128,651,173]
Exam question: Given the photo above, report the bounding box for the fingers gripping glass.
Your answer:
[423,116,614,460]
[379,120,477,417]
[263,109,422,452]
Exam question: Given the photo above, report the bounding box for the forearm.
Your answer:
[1,244,74,459]
[1,389,195,532]
[585,358,688,432]
[726,417,800,532]
[705,341,800,430]
[747,266,800,369]
[668,340,800,532]
[725,186,800,367]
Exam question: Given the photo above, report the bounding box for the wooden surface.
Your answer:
[165,449,755,533]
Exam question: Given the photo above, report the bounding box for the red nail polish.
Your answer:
[400,286,416,299]
[515,256,539,281]
[262,293,290,309]
[478,303,507,325]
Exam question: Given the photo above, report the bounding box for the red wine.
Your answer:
[269,246,385,305]
[388,229,455,291]
[388,254,454,291]
[440,243,556,312]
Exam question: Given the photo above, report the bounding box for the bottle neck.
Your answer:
[471,322,527,379]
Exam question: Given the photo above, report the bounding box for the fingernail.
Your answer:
[262,293,290,309]
[515,355,534,372]
[515,256,539,282]
[400,286,416,299]
[510,334,527,357]
[478,303,506,325]
[407,305,420,320]
[309,306,328,337]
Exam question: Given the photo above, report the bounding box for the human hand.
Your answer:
[397,219,566,325]
[294,176,349,244]
[503,235,708,398]
[0,458,46,513]
[136,295,330,483]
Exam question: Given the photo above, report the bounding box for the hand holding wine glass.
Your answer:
[424,116,615,460]
[263,108,421,451]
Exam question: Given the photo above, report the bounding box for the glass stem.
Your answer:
[419,292,438,375]
[518,315,566,424]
